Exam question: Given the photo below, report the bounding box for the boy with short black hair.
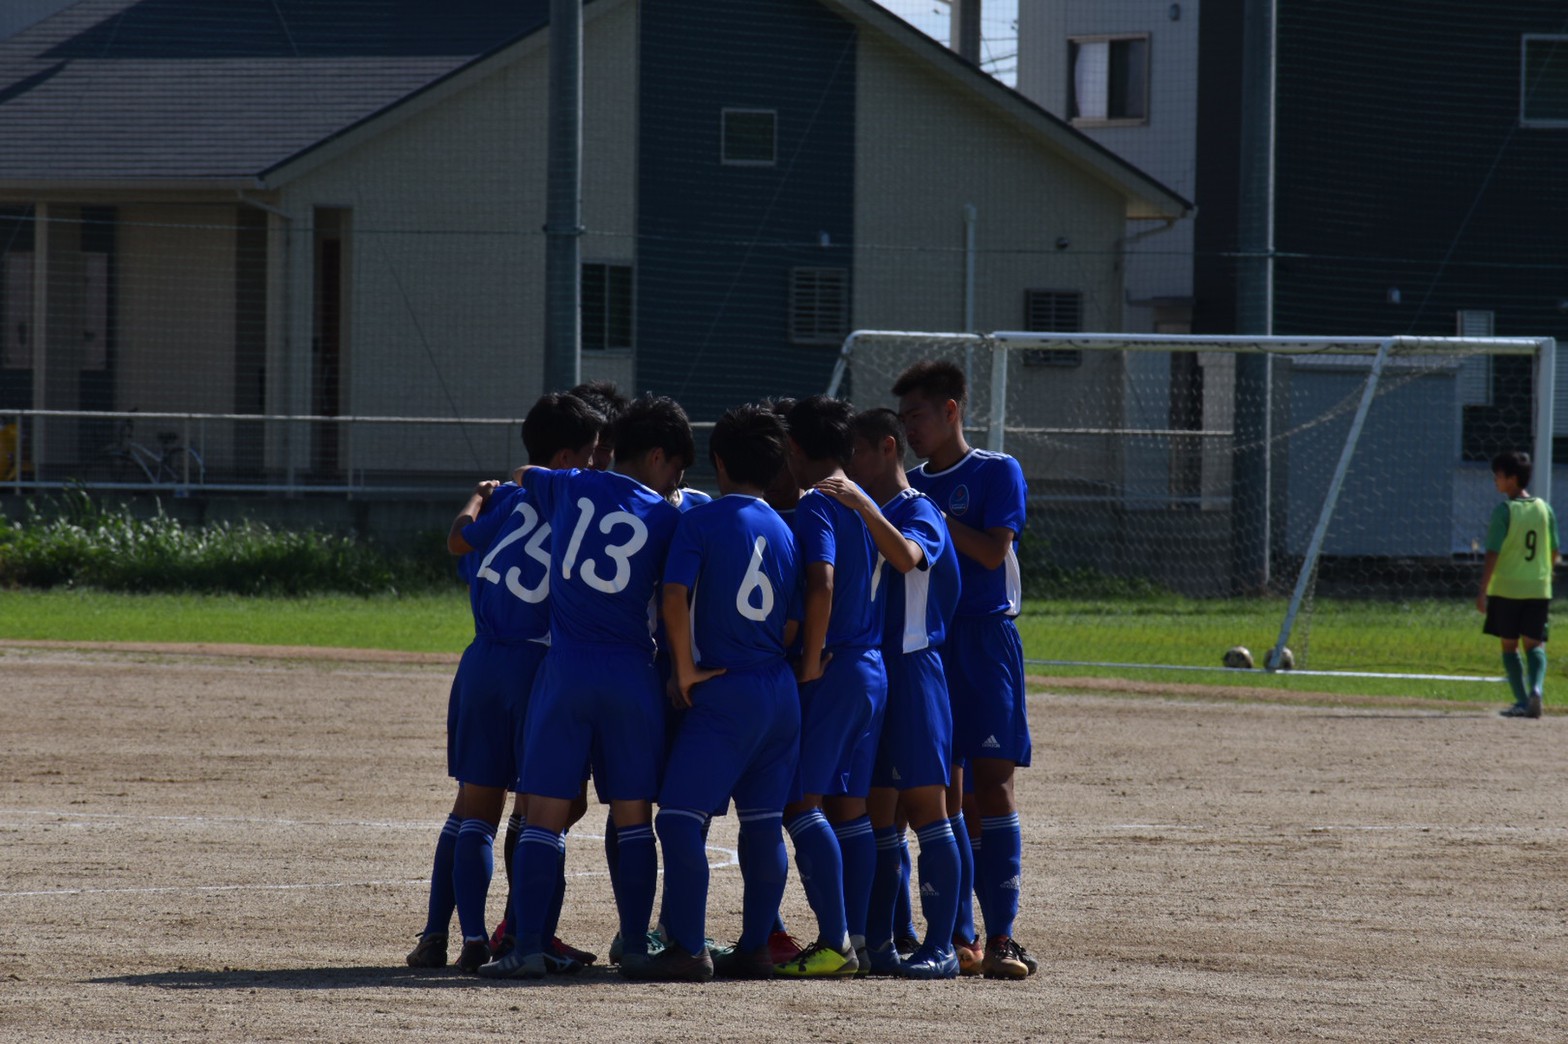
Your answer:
[773,394,887,978]
[647,403,802,981]
[815,406,964,979]
[480,394,692,980]
[1478,449,1560,719]
[569,379,630,471]
[893,359,1034,980]
[407,391,601,973]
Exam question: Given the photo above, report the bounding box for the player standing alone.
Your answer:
[895,360,1035,980]
[1477,449,1560,719]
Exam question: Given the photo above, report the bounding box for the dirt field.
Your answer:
[1,642,1564,1042]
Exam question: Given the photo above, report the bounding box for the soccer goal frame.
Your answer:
[829,330,1558,683]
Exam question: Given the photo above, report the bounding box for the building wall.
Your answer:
[635,0,858,425]
[276,0,639,477]
[852,27,1131,485]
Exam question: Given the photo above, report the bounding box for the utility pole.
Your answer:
[950,0,981,64]
[543,0,583,394]
[1233,0,1277,592]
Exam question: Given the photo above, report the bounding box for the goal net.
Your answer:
[831,331,1558,685]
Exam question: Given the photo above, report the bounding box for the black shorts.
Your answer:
[1482,596,1550,643]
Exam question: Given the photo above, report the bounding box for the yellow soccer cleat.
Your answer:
[773,940,859,978]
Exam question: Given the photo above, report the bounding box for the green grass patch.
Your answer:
[0,588,472,653]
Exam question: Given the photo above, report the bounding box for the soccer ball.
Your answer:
[1223,645,1254,670]
[1274,646,1295,670]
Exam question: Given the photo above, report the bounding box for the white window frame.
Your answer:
[721,108,778,167]
[1068,33,1151,127]
[1521,34,1568,128]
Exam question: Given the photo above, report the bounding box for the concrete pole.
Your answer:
[950,0,982,65]
[544,0,583,395]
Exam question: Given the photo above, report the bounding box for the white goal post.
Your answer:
[828,330,1557,681]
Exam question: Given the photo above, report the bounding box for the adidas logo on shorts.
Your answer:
[920,881,940,897]
[1001,874,1022,892]
[891,767,902,781]
[981,735,1002,750]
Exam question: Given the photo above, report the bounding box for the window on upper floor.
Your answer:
[722,108,777,165]
[1021,289,1084,367]
[789,267,849,345]
[582,263,633,351]
[1521,34,1568,127]
[1068,35,1149,125]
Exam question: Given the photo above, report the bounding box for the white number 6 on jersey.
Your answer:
[736,535,775,622]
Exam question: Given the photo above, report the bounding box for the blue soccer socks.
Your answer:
[453,818,497,942]
[654,808,711,956]
[541,833,568,943]
[1525,646,1548,699]
[737,811,790,952]
[895,832,916,941]
[978,813,1022,941]
[950,813,976,944]
[867,826,904,950]
[615,822,659,957]
[786,808,849,950]
[420,814,461,938]
[509,826,565,956]
[833,815,876,948]
[914,819,960,951]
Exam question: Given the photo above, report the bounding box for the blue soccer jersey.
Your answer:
[663,495,799,671]
[907,449,1026,618]
[520,467,681,654]
[459,483,553,642]
[879,487,961,653]
[671,486,714,512]
[793,487,884,651]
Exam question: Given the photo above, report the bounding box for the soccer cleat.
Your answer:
[405,932,448,969]
[767,930,804,965]
[621,944,714,983]
[712,945,775,980]
[455,938,492,973]
[895,943,960,980]
[894,931,922,958]
[1014,940,1039,976]
[981,936,1030,981]
[488,916,509,954]
[539,948,584,976]
[1527,688,1544,719]
[490,934,516,961]
[773,940,859,978]
[862,941,903,977]
[608,929,666,966]
[475,949,547,980]
[549,936,598,966]
[953,935,984,976]
[854,945,870,978]
[1501,703,1532,718]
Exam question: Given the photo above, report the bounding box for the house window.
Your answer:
[789,267,849,345]
[1021,289,1083,367]
[1521,34,1568,126]
[722,109,777,165]
[582,263,632,351]
[1068,35,1149,124]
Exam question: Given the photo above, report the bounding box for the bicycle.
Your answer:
[103,417,206,488]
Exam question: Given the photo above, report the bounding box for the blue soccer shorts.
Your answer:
[520,643,665,802]
[660,661,800,814]
[446,636,549,790]
[943,614,1032,767]
[872,646,953,791]
[795,646,887,799]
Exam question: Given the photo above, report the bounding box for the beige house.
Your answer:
[0,0,1186,493]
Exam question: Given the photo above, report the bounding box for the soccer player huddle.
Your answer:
[406,360,1036,983]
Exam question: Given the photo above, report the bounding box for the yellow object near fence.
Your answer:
[1,422,27,481]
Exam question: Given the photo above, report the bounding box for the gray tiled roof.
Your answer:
[0,0,549,184]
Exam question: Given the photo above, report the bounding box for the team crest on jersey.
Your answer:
[948,484,971,517]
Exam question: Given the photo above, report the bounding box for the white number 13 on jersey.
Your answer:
[560,497,649,595]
